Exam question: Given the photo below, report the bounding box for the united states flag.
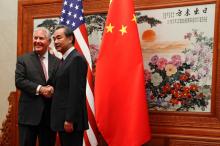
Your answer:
[59,0,98,145]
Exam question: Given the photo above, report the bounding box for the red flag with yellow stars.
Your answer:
[94,0,151,145]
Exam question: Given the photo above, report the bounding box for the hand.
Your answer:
[46,85,54,95]
[39,85,54,98]
[64,121,74,133]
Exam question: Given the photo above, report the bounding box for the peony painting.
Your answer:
[138,4,215,112]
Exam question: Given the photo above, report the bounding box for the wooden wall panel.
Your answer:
[13,0,220,145]
[169,139,220,146]
[0,92,18,146]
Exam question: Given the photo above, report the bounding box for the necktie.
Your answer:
[40,56,48,81]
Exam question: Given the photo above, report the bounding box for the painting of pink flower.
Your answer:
[156,57,168,70]
[171,55,182,67]
[144,69,151,83]
[150,55,159,65]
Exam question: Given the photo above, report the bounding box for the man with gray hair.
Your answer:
[15,27,59,146]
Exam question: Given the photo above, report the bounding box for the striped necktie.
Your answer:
[40,56,48,81]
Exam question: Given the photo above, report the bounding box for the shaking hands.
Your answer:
[39,85,54,98]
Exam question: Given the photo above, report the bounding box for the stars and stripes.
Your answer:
[59,0,98,145]
[60,0,84,30]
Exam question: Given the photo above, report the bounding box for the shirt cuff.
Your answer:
[36,85,42,95]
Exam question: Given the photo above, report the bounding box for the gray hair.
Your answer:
[33,27,51,40]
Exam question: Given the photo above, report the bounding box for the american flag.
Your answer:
[59,0,98,145]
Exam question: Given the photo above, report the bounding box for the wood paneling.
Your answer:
[169,139,220,146]
[0,92,18,146]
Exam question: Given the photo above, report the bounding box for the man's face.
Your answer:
[33,29,50,56]
[53,28,72,54]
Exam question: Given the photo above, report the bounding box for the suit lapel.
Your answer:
[65,49,77,62]
[57,49,76,75]
[31,52,46,81]
[62,49,77,68]
[48,53,54,79]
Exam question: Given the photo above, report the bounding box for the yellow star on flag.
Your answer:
[110,0,112,5]
[106,23,114,33]
[132,14,136,23]
[119,25,127,36]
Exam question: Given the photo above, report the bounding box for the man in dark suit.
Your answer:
[15,27,59,146]
[51,25,88,146]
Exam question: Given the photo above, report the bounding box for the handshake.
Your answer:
[39,85,54,98]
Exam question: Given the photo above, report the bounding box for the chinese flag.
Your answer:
[94,0,151,145]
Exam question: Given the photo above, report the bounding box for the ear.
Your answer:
[68,35,73,44]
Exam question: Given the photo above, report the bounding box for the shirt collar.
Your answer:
[42,51,48,59]
[62,46,75,60]
[38,50,48,60]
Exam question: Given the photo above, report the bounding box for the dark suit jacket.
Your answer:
[51,49,89,131]
[15,51,59,126]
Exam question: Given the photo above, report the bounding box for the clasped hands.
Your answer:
[39,85,54,98]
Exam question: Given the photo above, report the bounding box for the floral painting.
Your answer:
[146,30,213,111]
[139,4,215,112]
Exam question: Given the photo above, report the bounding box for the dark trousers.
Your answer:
[18,105,56,146]
[59,131,84,146]
[19,123,56,146]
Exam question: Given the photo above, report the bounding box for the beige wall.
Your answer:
[0,0,17,130]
